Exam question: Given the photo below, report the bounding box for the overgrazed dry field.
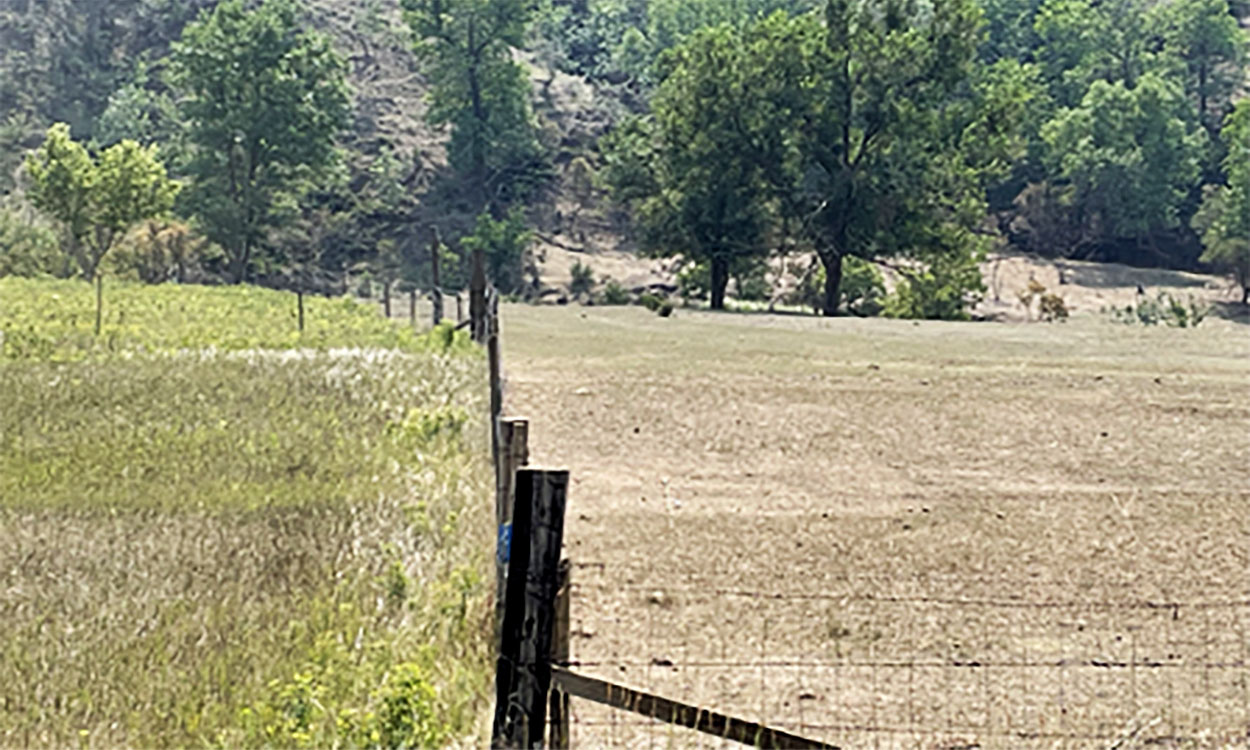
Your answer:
[502,304,1250,749]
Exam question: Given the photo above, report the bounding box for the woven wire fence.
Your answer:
[560,562,1250,749]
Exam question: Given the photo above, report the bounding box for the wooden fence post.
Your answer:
[408,288,416,325]
[457,293,464,322]
[492,469,569,749]
[430,227,443,327]
[487,291,502,464]
[495,418,529,647]
[470,249,487,343]
[548,559,572,749]
[382,279,391,318]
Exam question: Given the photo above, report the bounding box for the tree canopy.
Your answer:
[170,0,351,283]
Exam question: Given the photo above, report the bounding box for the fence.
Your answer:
[468,272,1250,749]
[559,564,1250,748]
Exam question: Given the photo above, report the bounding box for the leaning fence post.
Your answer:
[548,559,572,749]
[492,469,569,749]
[430,226,443,327]
[495,418,529,647]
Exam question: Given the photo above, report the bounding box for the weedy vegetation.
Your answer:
[0,279,492,748]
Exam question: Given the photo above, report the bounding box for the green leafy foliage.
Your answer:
[458,208,534,293]
[569,259,595,296]
[24,123,180,332]
[883,251,987,321]
[1107,290,1210,326]
[599,278,630,304]
[606,14,813,309]
[106,220,220,284]
[403,0,545,208]
[1194,101,1250,304]
[170,0,351,283]
[1041,74,1206,241]
[0,208,61,278]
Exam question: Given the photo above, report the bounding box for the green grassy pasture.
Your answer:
[0,279,492,748]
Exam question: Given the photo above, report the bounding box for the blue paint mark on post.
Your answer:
[498,522,513,564]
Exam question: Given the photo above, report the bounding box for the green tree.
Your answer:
[1150,0,1247,135]
[403,0,544,210]
[794,0,1002,317]
[980,0,1043,63]
[604,15,810,309]
[24,122,179,331]
[1034,0,1153,107]
[1193,101,1250,304]
[170,0,351,283]
[1041,74,1206,251]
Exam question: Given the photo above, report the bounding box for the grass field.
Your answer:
[0,279,493,748]
[501,304,1250,749]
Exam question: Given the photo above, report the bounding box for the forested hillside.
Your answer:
[2,0,1250,314]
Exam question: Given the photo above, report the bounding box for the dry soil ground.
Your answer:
[500,303,1250,749]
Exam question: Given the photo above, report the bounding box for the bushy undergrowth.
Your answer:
[0,277,472,360]
[0,281,492,748]
[1105,291,1209,328]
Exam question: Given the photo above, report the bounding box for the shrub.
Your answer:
[676,263,708,301]
[599,278,630,305]
[569,260,595,297]
[733,261,771,302]
[107,219,220,283]
[1018,279,1069,322]
[1038,292,1069,322]
[677,258,773,303]
[639,292,664,312]
[787,256,885,315]
[0,208,62,278]
[1107,291,1209,327]
[882,252,984,321]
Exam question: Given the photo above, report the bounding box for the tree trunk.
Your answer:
[709,257,730,310]
[820,252,843,317]
[228,240,249,284]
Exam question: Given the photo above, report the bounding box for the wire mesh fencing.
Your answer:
[559,561,1250,749]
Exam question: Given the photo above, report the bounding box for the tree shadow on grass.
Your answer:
[1208,300,1250,325]
[1058,261,1213,290]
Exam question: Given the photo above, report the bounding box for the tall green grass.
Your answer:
[0,280,492,748]
[0,277,469,360]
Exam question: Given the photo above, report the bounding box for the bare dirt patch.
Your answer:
[501,304,1250,748]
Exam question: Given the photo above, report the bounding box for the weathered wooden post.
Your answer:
[492,469,569,749]
[382,278,391,318]
[495,418,529,646]
[430,226,443,326]
[470,249,487,343]
[548,559,572,749]
[409,288,416,325]
[297,290,305,333]
[487,291,502,465]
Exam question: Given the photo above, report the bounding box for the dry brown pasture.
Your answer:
[501,303,1250,749]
